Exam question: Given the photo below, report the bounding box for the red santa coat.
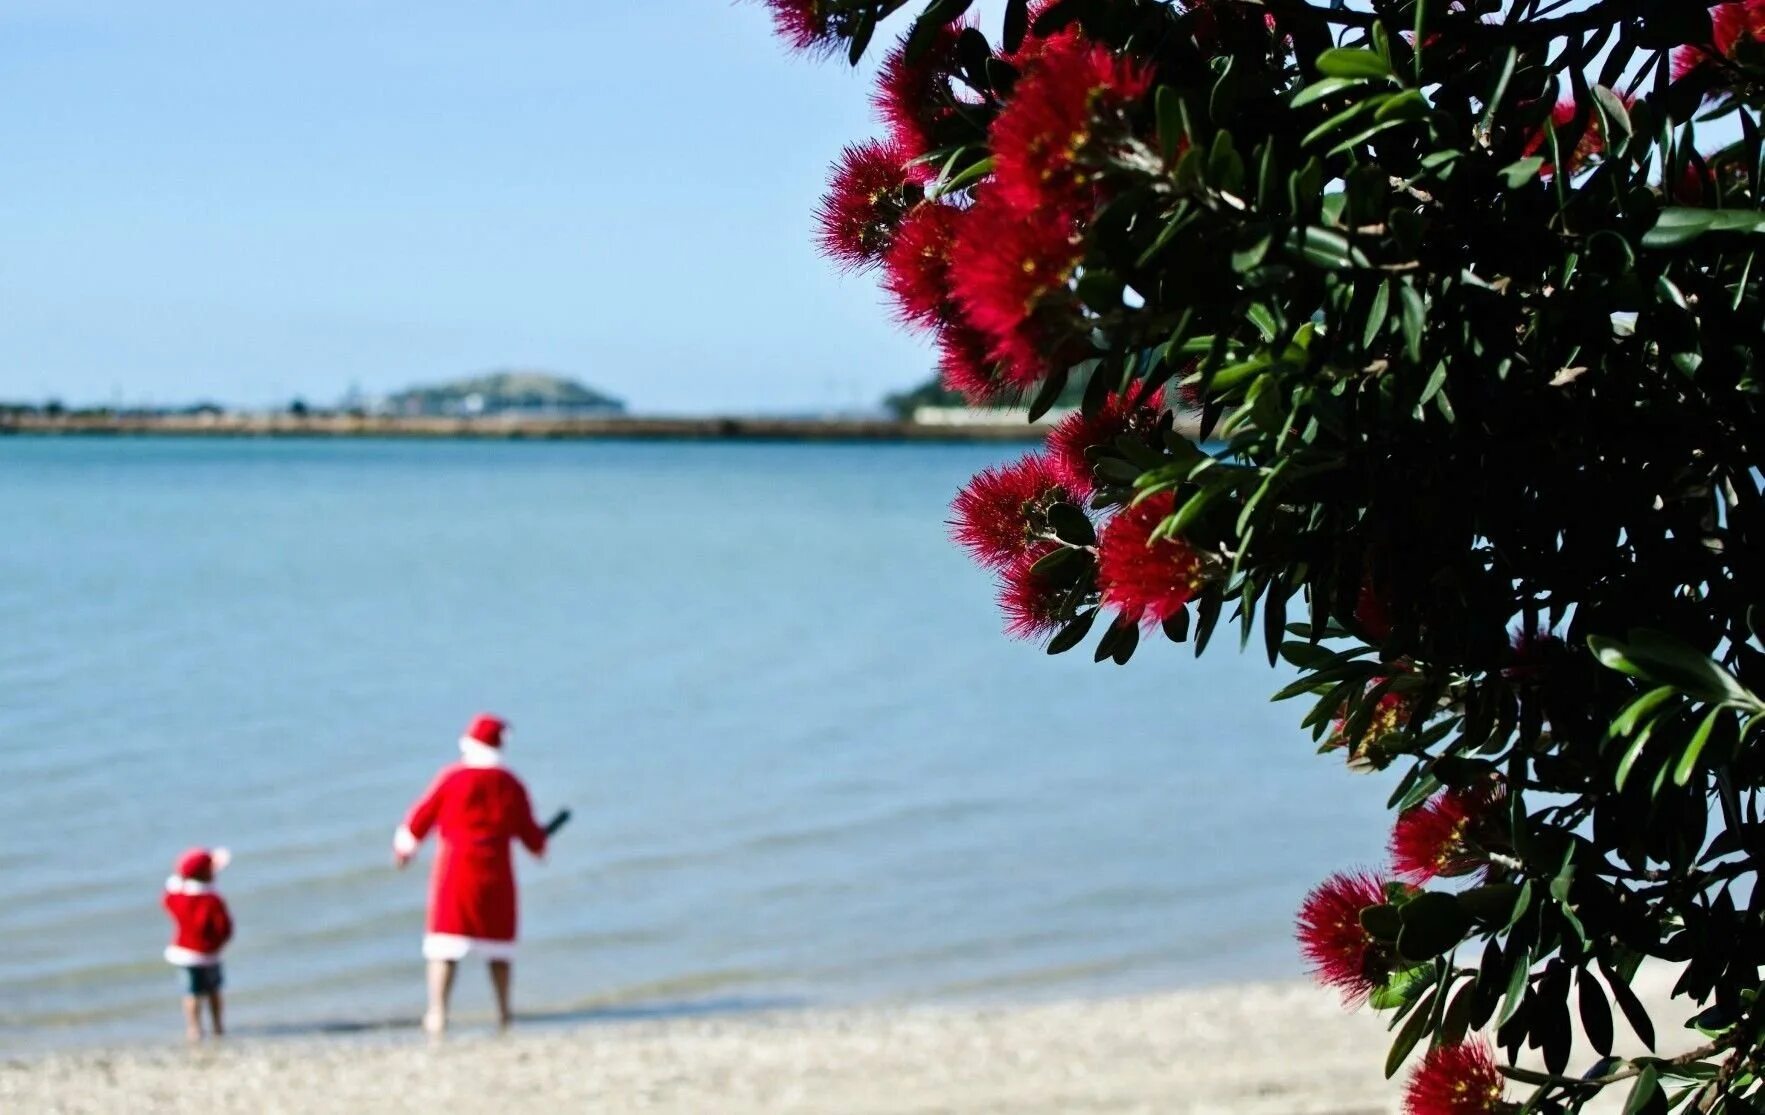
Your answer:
[395,746,547,960]
[163,880,233,967]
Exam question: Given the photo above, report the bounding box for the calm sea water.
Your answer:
[0,436,1392,1048]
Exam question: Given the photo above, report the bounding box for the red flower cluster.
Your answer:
[882,202,963,330]
[1674,1,1765,81]
[815,141,922,271]
[875,24,966,165]
[950,454,1075,569]
[764,0,843,57]
[949,192,1086,388]
[998,542,1070,640]
[989,37,1152,213]
[1296,871,1396,1003]
[1329,684,1415,772]
[1522,98,1624,178]
[1045,388,1166,495]
[1403,1040,1507,1115]
[1390,788,1504,883]
[1001,0,1082,69]
[937,321,1010,400]
[1096,489,1210,625]
[1353,567,1393,642]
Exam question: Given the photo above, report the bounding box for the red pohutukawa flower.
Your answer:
[936,318,1010,401]
[1503,626,1566,682]
[1521,97,1628,177]
[1002,0,1083,69]
[815,140,923,271]
[1391,787,1505,883]
[882,202,964,330]
[998,542,1070,641]
[951,454,1075,569]
[1329,683,1416,772]
[764,0,846,57]
[1044,387,1166,495]
[1096,489,1211,625]
[1404,1040,1508,1115]
[874,25,965,164]
[1353,569,1393,643]
[1673,1,1765,81]
[988,36,1153,214]
[1296,870,1397,1004]
[949,192,1085,386]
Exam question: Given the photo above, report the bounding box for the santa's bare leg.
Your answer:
[489,960,513,1030]
[181,995,202,1042]
[206,991,224,1037]
[424,959,456,1037]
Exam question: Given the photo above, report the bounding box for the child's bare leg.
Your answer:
[488,960,513,1030]
[181,995,203,1042]
[206,991,224,1037]
[424,959,456,1036]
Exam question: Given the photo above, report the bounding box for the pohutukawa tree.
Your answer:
[764,0,1765,1111]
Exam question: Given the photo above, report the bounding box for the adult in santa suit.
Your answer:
[394,713,548,1034]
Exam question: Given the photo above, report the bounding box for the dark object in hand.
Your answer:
[543,809,571,837]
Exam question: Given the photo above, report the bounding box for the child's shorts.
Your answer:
[180,964,223,996]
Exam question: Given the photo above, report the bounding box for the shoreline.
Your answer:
[0,413,1048,443]
[1,971,1685,1113]
[0,411,1210,443]
[0,980,1402,1114]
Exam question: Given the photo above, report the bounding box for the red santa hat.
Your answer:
[171,846,231,882]
[459,714,508,766]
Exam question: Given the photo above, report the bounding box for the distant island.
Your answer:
[385,369,625,418]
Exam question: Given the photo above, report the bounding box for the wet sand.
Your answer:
[0,971,1688,1114]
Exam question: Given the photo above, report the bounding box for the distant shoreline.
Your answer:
[0,413,1055,443]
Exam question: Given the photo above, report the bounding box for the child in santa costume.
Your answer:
[163,847,234,1042]
[394,713,548,1035]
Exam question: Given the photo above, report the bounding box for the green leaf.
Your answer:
[1047,502,1096,546]
[1397,892,1470,961]
[1046,609,1097,655]
[1399,283,1426,362]
[1456,883,1521,923]
[1580,970,1615,1057]
[1674,707,1725,786]
[1027,366,1070,422]
[1374,89,1430,123]
[1500,156,1545,188]
[1369,962,1433,1011]
[1643,207,1765,249]
[1001,0,1029,53]
[1611,687,1679,739]
[1156,85,1184,161]
[1621,1066,1664,1115]
[1317,48,1393,80]
[1498,946,1532,1027]
[1385,990,1436,1077]
[1361,903,1403,941]
[1291,76,1369,109]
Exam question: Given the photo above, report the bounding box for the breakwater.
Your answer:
[0,412,1054,442]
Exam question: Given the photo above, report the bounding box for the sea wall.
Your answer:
[0,413,1051,442]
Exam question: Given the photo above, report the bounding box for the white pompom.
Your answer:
[210,847,232,872]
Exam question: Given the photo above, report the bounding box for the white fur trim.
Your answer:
[458,737,503,768]
[422,933,517,961]
[393,826,419,856]
[165,876,214,896]
[164,945,221,966]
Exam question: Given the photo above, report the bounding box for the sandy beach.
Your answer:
[0,970,1691,1115]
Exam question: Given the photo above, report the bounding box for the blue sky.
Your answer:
[0,2,976,413]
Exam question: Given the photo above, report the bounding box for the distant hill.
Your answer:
[386,370,625,417]
[883,374,1083,419]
